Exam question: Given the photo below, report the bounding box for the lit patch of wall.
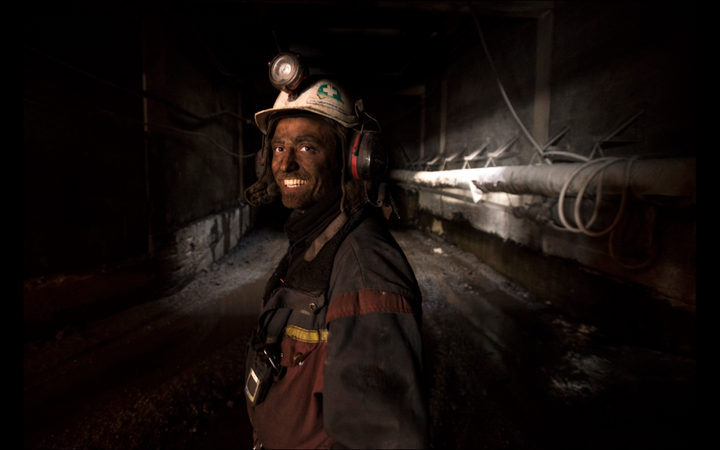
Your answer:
[154,204,251,288]
[414,188,694,311]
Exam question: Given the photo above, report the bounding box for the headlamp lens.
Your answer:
[268,52,306,93]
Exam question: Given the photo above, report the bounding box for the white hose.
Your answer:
[557,157,638,237]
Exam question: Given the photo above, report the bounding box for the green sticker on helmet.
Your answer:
[317,84,344,103]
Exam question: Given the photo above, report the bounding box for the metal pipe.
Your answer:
[388,157,695,199]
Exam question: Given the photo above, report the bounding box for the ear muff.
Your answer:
[347,130,387,181]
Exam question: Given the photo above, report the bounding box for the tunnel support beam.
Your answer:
[389,157,695,199]
[532,10,553,145]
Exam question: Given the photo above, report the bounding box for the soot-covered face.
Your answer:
[271,116,341,212]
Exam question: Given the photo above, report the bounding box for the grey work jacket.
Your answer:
[247,206,428,449]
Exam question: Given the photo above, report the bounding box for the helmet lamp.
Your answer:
[268,52,306,93]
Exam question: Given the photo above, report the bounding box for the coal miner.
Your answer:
[243,53,428,449]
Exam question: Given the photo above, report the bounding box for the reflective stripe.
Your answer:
[326,289,417,323]
[351,133,361,179]
[284,324,329,343]
[303,212,349,262]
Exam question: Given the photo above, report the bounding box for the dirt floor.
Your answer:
[23,226,695,449]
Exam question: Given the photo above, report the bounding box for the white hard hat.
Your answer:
[254,78,359,134]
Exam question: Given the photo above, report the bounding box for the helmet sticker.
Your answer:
[317,84,344,103]
[255,79,358,132]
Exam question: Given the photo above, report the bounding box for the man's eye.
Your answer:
[300,146,312,152]
[274,147,284,153]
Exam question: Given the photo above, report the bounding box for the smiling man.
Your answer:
[244,78,428,449]
[271,116,340,212]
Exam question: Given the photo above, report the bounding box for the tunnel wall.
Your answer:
[390,1,695,165]
[24,2,148,281]
[143,8,244,234]
[23,3,258,338]
[387,2,695,354]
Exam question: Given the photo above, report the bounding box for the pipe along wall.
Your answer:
[389,157,695,356]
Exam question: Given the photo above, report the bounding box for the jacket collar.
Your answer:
[283,186,343,247]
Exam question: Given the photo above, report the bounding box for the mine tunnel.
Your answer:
[23,1,695,449]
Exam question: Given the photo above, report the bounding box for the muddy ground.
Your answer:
[23,226,695,449]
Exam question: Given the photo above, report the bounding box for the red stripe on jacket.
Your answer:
[327,289,416,323]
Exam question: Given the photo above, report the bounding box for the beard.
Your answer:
[278,165,339,211]
[280,187,315,211]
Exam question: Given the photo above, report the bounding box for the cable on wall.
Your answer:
[23,97,256,159]
[464,4,656,269]
[556,157,637,237]
[467,6,549,163]
[24,45,257,160]
[551,155,658,269]
[24,45,255,126]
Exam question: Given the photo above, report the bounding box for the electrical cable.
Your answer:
[24,43,257,158]
[548,155,657,269]
[574,157,637,237]
[24,45,255,126]
[467,5,591,165]
[465,3,654,268]
[24,97,256,159]
[556,157,637,237]
[542,150,589,162]
[467,5,550,164]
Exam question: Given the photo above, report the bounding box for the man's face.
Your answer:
[271,116,340,211]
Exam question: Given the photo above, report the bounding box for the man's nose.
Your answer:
[279,149,299,172]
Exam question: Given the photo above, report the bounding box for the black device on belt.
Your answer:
[245,328,284,406]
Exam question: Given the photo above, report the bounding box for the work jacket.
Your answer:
[246,199,428,449]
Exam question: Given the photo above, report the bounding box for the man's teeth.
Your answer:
[284,179,307,188]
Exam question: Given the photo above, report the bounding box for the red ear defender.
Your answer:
[347,130,387,181]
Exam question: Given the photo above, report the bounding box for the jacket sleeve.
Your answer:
[323,289,429,449]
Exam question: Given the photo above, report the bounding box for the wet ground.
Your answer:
[23,226,695,449]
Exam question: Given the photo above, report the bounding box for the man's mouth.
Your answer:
[282,178,308,188]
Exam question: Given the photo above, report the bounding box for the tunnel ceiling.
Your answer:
[160,1,554,96]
